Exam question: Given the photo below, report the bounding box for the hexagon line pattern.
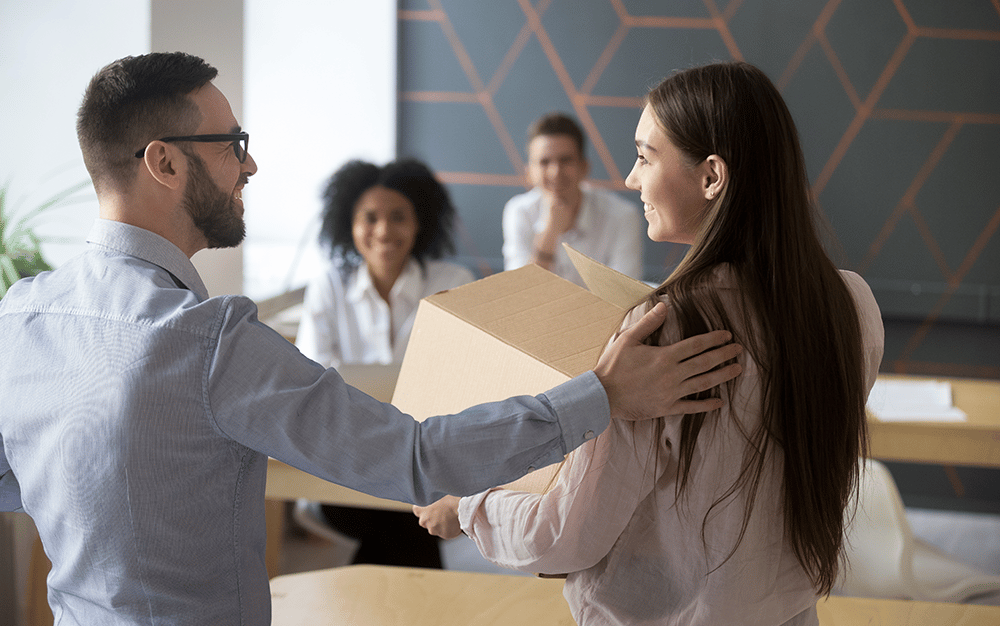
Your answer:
[398,0,1000,378]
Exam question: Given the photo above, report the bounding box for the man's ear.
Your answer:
[141,142,185,191]
[702,154,728,200]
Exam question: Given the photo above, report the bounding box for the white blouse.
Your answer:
[459,269,885,626]
[296,257,475,368]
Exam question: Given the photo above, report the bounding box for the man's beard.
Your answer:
[182,151,246,249]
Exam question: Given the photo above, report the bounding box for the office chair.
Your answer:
[837,458,1000,602]
[292,499,359,567]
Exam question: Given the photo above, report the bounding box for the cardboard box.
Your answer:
[391,246,654,492]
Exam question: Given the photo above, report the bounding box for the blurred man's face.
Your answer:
[526,134,588,199]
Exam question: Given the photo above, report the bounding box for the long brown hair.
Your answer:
[646,61,867,594]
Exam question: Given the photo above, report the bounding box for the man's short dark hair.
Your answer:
[77,52,218,193]
[527,112,586,158]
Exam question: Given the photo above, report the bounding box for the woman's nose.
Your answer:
[625,164,639,191]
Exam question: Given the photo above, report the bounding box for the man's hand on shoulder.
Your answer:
[594,302,742,421]
[541,193,578,236]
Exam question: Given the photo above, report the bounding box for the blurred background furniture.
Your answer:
[838,458,1000,602]
[868,375,1000,469]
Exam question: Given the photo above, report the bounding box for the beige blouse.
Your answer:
[459,269,885,626]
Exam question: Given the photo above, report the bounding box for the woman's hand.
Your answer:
[413,495,463,539]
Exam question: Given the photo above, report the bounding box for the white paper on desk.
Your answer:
[867,379,968,422]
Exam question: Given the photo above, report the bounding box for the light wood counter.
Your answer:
[269,564,1000,626]
[264,458,411,512]
[869,375,1000,469]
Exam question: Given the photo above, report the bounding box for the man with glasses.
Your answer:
[0,52,741,624]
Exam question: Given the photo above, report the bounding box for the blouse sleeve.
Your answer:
[458,412,667,575]
[839,271,885,392]
[0,435,22,512]
[501,196,536,271]
[295,270,342,369]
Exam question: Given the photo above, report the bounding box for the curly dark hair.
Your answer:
[318,158,458,267]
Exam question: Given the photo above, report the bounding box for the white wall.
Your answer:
[0,0,149,269]
[243,0,397,299]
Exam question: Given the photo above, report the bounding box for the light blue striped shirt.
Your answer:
[0,219,609,625]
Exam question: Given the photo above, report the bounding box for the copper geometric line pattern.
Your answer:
[899,204,1000,369]
[399,0,1000,378]
[857,119,964,278]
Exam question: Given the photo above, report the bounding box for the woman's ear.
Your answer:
[702,154,728,200]
[141,142,185,191]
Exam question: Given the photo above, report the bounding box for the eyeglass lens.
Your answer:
[233,136,248,162]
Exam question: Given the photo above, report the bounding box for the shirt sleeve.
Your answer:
[295,270,342,369]
[840,271,885,392]
[502,196,536,271]
[206,296,611,506]
[458,415,665,575]
[0,435,23,512]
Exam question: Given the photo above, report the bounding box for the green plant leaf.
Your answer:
[0,255,20,296]
[8,180,91,237]
[0,178,92,299]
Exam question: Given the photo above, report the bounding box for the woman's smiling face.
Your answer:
[625,104,710,245]
[351,186,419,277]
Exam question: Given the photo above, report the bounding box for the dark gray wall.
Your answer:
[397,0,1000,380]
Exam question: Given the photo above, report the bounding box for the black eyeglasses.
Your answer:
[134,132,249,163]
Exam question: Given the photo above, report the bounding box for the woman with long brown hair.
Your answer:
[415,61,884,625]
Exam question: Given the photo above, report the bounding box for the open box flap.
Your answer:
[564,243,655,310]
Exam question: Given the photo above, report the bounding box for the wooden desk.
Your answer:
[264,459,410,578]
[817,595,1000,626]
[269,564,1000,626]
[265,458,411,512]
[869,375,1000,469]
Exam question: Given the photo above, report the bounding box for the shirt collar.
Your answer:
[347,257,423,304]
[86,219,210,301]
[574,182,595,234]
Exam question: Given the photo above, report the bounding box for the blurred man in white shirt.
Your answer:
[502,112,644,285]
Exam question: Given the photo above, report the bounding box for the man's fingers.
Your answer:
[680,362,743,397]
[677,342,742,379]
[668,361,741,415]
[669,329,734,361]
[618,302,668,343]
